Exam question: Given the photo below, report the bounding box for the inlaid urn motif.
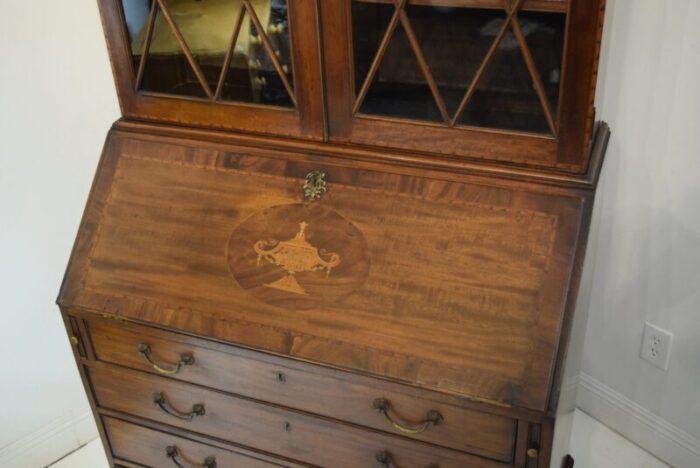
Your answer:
[253,221,341,295]
[227,204,370,310]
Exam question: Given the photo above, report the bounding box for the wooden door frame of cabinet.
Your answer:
[556,0,607,167]
[97,0,325,140]
[320,0,606,174]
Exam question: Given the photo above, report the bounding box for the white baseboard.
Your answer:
[577,372,700,468]
[0,408,99,468]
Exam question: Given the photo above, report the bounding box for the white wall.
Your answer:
[577,0,700,466]
[0,0,120,466]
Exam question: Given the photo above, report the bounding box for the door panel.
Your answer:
[322,0,604,172]
[101,0,324,138]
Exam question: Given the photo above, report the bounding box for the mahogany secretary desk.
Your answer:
[58,1,610,467]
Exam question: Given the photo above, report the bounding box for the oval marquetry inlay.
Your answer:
[226,204,370,310]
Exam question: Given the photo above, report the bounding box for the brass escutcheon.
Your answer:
[303,171,327,201]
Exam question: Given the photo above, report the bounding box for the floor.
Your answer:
[567,411,669,468]
[49,439,108,468]
[50,410,668,468]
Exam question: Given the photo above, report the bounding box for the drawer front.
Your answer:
[88,316,515,462]
[90,364,507,468]
[103,416,304,468]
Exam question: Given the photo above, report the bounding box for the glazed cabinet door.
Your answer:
[100,0,324,139]
[321,0,605,172]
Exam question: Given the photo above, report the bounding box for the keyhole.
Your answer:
[284,421,292,432]
[276,371,286,383]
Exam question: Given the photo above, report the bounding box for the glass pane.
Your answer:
[121,0,152,72]
[135,3,208,97]
[353,2,441,122]
[405,5,505,117]
[355,12,442,122]
[220,0,295,107]
[351,1,566,134]
[165,0,239,94]
[122,0,294,106]
[519,11,566,116]
[459,29,550,133]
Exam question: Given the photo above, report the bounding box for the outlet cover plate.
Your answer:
[640,322,673,371]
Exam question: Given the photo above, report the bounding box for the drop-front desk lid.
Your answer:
[59,127,588,412]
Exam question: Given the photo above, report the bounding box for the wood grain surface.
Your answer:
[104,416,308,467]
[64,2,611,466]
[87,315,516,460]
[60,130,587,411]
[91,364,506,467]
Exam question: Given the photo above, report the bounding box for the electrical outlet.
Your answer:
[640,322,673,371]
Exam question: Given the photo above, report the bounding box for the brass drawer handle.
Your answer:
[166,445,216,468]
[137,343,194,375]
[373,398,444,434]
[153,392,205,421]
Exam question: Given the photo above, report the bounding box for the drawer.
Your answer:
[87,315,516,462]
[103,416,307,467]
[90,364,507,468]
